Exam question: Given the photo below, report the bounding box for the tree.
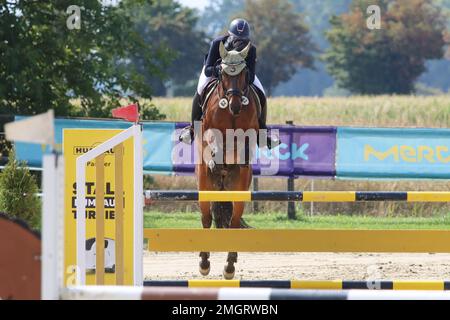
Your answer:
[198,0,245,37]
[324,0,448,95]
[130,0,209,96]
[418,0,450,93]
[0,0,167,119]
[274,0,352,96]
[0,150,41,230]
[240,0,316,95]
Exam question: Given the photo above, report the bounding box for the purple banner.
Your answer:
[172,122,336,178]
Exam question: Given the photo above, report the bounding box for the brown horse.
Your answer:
[195,42,260,279]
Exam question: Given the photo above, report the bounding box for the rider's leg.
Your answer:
[191,67,211,125]
[253,75,267,129]
[253,76,266,96]
[191,92,202,124]
[257,91,268,130]
[180,67,210,143]
[253,76,280,149]
[179,93,200,143]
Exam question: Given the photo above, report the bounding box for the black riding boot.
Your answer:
[258,92,268,130]
[257,91,280,149]
[179,93,202,144]
[191,92,202,124]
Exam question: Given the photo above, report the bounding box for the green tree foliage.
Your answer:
[0,150,41,230]
[198,0,245,37]
[324,0,448,95]
[274,0,352,96]
[0,0,166,119]
[418,0,450,92]
[240,0,316,95]
[130,0,209,96]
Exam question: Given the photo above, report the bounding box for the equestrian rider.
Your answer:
[179,18,280,149]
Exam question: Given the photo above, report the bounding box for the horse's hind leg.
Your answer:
[199,201,212,276]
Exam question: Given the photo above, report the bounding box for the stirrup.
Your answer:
[179,126,194,144]
[266,135,281,149]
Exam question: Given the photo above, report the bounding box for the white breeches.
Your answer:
[196,66,266,96]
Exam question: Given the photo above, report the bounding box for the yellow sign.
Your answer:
[63,129,135,285]
[364,144,450,163]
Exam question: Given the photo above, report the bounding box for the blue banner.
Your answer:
[336,127,450,179]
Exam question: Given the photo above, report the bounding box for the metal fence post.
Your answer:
[286,120,296,220]
[252,177,259,213]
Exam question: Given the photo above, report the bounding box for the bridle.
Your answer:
[217,61,250,116]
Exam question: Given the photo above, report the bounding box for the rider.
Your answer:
[179,18,279,148]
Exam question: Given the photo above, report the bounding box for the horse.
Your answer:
[195,41,261,279]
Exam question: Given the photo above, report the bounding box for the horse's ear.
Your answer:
[239,42,251,59]
[219,41,228,59]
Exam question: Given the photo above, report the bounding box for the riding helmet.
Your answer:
[228,18,250,39]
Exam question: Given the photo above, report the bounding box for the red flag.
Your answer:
[112,104,139,122]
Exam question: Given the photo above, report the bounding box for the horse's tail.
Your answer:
[212,202,252,229]
[212,202,232,228]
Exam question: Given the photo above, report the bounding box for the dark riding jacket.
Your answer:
[204,35,257,84]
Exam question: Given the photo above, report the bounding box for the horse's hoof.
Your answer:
[199,260,210,276]
[199,266,210,276]
[223,265,235,280]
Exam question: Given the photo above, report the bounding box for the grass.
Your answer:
[144,210,450,230]
[151,95,450,127]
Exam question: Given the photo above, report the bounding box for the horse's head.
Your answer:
[218,41,250,116]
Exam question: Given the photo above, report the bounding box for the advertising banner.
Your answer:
[336,127,450,179]
[63,129,135,285]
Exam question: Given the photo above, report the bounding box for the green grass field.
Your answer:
[152,95,450,127]
[144,211,450,229]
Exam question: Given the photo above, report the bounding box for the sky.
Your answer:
[177,0,209,11]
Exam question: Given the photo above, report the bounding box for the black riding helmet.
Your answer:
[228,18,250,39]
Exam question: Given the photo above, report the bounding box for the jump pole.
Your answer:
[145,190,450,202]
[143,279,450,290]
[61,286,450,300]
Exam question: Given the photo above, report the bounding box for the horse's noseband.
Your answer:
[218,68,249,116]
[226,88,244,97]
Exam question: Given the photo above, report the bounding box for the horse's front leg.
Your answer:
[199,201,212,276]
[223,165,252,280]
[223,201,245,280]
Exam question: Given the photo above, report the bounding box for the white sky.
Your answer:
[177,0,210,10]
